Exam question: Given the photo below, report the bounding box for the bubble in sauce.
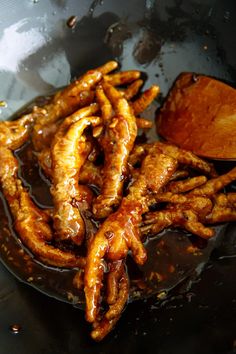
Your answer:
[10,324,22,334]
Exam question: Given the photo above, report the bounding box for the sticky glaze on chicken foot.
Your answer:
[132,85,160,115]
[104,70,141,86]
[205,193,236,223]
[93,82,137,218]
[51,116,101,245]
[0,115,34,150]
[38,146,103,188]
[188,166,236,197]
[90,261,129,341]
[142,195,214,239]
[129,142,217,177]
[32,61,118,151]
[36,103,100,177]
[0,147,85,268]
[84,151,177,339]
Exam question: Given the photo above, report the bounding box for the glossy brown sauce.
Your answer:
[0,139,226,307]
[0,94,228,307]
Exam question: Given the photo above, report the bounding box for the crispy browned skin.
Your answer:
[92,82,137,218]
[51,116,101,245]
[84,151,177,338]
[132,85,160,115]
[0,115,33,149]
[166,176,207,193]
[0,147,85,268]
[32,61,118,151]
[157,73,236,159]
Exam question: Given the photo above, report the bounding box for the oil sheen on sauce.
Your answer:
[0,111,228,308]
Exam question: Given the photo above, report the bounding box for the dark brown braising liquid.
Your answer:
[0,97,227,307]
[0,140,85,307]
[0,138,226,307]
